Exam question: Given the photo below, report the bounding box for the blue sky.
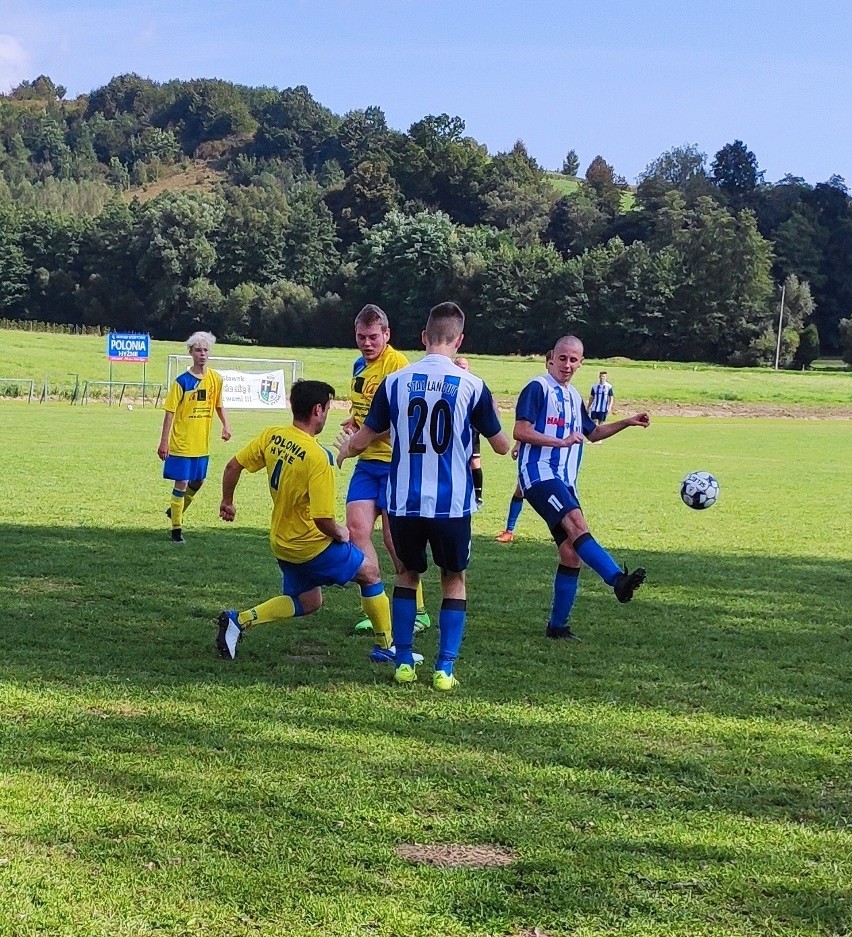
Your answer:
[1,0,848,185]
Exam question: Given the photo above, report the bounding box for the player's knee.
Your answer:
[355,558,382,586]
[300,590,323,614]
[561,511,588,540]
[347,510,377,546]
[557,539,581,567]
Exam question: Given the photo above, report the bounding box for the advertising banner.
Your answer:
[219,369,288,410]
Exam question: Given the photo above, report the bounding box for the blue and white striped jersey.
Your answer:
[365,354,502,518]
[589,380,613,413]
[515,374,596,494]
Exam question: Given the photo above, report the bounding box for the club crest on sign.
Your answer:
[260,378,281,405]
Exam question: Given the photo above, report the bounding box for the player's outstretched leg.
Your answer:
[216,595,306,660]
[216,610,243,660]
[612,566,647,604]
[572,532,646,603]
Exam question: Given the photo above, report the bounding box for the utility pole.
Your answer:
[774,282,786,370]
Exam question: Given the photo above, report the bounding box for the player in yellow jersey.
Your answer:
[216,379,418,669]
[158,331,231,544]
[344,305,431,635]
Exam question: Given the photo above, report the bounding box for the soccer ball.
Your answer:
[127,404,134,411]
[680,471,719,510]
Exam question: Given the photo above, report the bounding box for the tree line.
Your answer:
[1,73,851,365]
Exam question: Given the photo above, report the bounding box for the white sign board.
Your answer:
[219,369,288,410]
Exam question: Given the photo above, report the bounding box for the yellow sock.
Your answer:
[361,589,392,649]
[183,483,201,512]
[416,580,426,615]
[237,595,298,630]
[170,489,185,528]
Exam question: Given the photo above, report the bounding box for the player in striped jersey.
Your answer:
[588,370,614,425]
[337,302,511,691]
[514,335,649,641]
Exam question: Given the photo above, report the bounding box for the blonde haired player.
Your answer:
[157,331,231,543]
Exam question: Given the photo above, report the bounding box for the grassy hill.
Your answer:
[546,172,636,212]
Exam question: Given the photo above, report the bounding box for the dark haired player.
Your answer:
[216,379,417,668]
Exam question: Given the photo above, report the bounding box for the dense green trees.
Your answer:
[0,75,849,364]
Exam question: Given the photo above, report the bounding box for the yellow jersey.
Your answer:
[164,368,223,457]
[235,425,336,563]
[349,345,409,462]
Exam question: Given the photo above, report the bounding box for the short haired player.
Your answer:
[337,302,510,691]
[344,305,431,636]
[587,370,614,428]
[514,336,648,641]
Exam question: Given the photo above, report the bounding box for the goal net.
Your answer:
[166,355,303,410]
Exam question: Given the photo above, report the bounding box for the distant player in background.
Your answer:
[337,302,510,691]
[453,357,483,505]
[514,336,648,641]
[344,305,431,636]
[158,331,231,544]
[588,370,614,426]
[216,380,413,668]
[494,446,524,543]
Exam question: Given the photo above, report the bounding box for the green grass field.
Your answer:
[2,330,850,408]
[1,345,851,936]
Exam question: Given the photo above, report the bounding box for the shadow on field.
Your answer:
[2,523,849,720]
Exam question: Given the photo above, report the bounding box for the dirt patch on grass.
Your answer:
[395,843,517,868]
[627,401,852,419]
[493,398,851,419]
[283,654,329,665]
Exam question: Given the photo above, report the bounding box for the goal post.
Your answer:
[166,356,303,410]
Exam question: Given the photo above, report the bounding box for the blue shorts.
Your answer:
[388,515,472,574]
[591,411,608,422]
[277,541,366,596]
[346,459,389,511]
[163,455,209,483]
[525,478,581,536]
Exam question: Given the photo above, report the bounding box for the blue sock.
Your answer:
[506,496,524,532]
[573,532,621,585]
[392,587,418,667]
[548,565,580,629]
[436,599,467,676]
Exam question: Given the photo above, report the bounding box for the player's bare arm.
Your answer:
[157,411,174,460]
[314,516,350,543]
[217,406,232,441]
[586,413,650,442]
[513,420,585,449]
[219,457,244,521]
[335,425,380,467]
[486,429,512,455]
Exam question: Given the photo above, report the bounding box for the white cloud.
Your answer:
[0,34,29,93]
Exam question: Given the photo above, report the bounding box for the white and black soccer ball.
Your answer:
[680,471,719,510]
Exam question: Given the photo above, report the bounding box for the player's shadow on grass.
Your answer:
[1,523,849,722]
